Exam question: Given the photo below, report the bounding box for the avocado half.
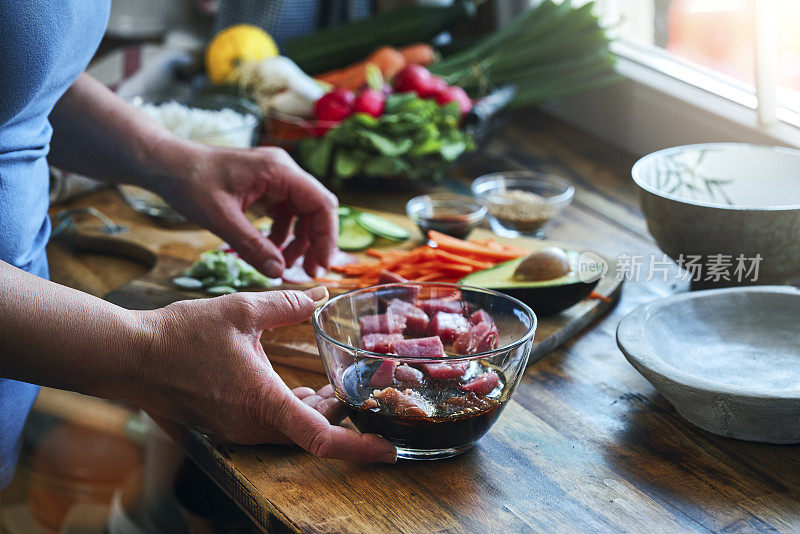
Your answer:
[458,251,602,316]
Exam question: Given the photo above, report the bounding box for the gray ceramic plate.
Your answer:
[617,286,800,444]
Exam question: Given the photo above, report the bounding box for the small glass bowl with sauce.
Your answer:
[405,193,487,240]
[472,171,574,238]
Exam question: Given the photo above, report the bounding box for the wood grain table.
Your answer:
[47,109,800,533]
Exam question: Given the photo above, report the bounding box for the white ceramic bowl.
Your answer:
[632,143,800,286]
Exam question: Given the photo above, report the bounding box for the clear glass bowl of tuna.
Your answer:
[312,283,537,460]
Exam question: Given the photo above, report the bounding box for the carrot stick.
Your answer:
[413,272,445,282]
[589,291,611,303]
[428,231,524,261]
[433,249,494,269]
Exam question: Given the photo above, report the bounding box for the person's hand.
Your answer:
[157,145,338,278]
[132,286,396,463]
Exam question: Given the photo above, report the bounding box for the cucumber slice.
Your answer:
[207,285,237,295]
[337,206,353,218]
[338,215,374,251]
[355,211,410,242]
[173,276,203,290]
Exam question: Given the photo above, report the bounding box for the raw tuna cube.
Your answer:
[387,299,430,337]
[460,371,499,396]
[362,333,404,354]
[427,311,469,343]
[372,387,434,417]
[370,359,399,387]
[360,313,405,335]
[416,298,468,318]
[394,364,423,385]
[469,309,495,326]
[391,336,445,358]
[421,361,470,380]
[378,270,407,284]
[454,321,499,354]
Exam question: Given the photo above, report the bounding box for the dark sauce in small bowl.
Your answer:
[406,193,486,240]
[339,360,508,451]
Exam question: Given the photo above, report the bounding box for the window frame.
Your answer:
[522,1,800,155]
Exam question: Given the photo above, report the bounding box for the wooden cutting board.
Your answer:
[59,197,621,373]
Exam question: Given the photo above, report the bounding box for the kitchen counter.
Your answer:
[47,109,800,533]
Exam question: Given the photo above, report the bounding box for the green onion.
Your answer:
[431,0,618,108]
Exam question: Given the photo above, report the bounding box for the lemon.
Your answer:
[205,25,279,84]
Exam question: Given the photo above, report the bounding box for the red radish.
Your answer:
[353,88,385,117]
[314,88,355,121]
[393,64,432,95]
[419,75,447,98]
[434,85,472,115]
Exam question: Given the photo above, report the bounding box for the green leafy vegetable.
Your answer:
[299,93,475,186]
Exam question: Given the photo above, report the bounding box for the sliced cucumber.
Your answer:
[338,206,353,218]
[172,276,203,290]
[207,285,237,295]
[338,215,374,251]
[355,211,410,242]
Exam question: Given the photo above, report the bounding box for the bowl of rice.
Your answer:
[120,94,262,222]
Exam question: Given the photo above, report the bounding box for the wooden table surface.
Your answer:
[48,109,800,533]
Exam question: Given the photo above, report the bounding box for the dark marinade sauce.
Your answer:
[415,215,475,240]
[338,360,508,450]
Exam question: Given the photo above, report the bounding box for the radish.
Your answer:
[434,85,472,115]
[353,88,385,117]
[419,75,447,98]
[314,88,355,121]
[393,64,433,95]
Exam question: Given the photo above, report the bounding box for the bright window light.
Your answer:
[542,0,800,129]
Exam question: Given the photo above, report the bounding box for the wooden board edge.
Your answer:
[528,277,622,367]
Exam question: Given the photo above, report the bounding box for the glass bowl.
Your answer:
[119,94,262,223]
[312,282,537,460]
[471,171,574,238]
[405,193,487,240]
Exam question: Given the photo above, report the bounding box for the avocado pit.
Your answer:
[512,247,571,282]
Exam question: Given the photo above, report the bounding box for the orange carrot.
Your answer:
[428,231,524,261]
[589,291,612,303]
[414,272,445,282]
[433,249,493,270]
[400,43,436,66]
[316,47,405,90]
[319,235,529,289]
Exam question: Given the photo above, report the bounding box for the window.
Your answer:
[582,0,800,128]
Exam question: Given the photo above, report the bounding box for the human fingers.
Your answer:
[267,381,396,463]
[212,201,286,278]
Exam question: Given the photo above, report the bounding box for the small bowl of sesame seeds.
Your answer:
[471,171,575,238]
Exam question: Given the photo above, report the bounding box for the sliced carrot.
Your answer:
[589,291,611,303]
[413,272,445,282]
[433,249,494,270]
[428,231,523,261]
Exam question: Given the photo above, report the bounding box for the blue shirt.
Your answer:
[0,0,110,488]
